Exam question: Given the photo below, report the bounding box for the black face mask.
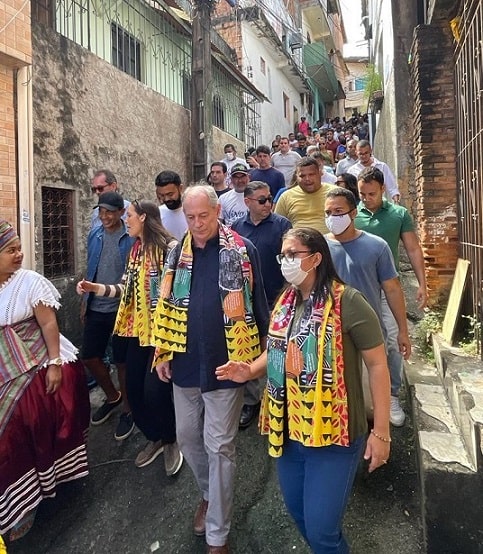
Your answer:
[164,197,182,210]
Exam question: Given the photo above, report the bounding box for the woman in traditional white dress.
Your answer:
[0,220,90,542]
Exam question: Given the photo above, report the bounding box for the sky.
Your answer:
[339,0,368,58]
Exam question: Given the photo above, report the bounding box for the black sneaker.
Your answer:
[114,412,134,441]
[90,394,122,425]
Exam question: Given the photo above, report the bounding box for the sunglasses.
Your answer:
[248,196,273,205]
[91,184,109,193]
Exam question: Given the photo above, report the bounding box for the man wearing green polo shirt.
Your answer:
[355,167,428,427]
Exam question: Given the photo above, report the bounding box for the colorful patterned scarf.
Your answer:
[152,224,261,363]
[0,318,49,435]
[260,282,348,457]
[114,239,161,346]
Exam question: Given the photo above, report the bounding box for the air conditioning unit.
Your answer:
[289,31,303,51]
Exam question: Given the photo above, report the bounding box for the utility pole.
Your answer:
[191,0,214,181]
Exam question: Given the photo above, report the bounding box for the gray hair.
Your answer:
[244,181,270,198]
[182,184,219,207]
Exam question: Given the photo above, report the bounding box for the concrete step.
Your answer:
[404,341,483,553]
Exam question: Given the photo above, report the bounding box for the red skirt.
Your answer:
[0,361,90,534]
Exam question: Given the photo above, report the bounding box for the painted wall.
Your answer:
[241,22,304,143]
[32,23,191,344]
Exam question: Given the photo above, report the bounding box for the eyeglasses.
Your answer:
[248,196,273,205]
[276,251,311,264]
[91,184,109,193]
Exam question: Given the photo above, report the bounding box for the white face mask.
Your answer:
[225,152,235,161]
[281,256,313,286]
[325,212,352,236]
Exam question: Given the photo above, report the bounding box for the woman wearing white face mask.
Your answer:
[216,227,391,554]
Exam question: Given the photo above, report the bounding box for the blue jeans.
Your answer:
[276,436,365,554]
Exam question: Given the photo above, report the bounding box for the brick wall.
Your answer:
[410,22,458,308]
[0,68,16,224]
[0,0,32,227]
[212,4,243,69]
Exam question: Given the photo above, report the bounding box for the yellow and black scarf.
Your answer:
[152,224,261,363]
[260,282,349,457]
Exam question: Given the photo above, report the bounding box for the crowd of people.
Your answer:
[0,112,429,554]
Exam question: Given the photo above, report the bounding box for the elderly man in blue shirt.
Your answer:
[154,184,269,554]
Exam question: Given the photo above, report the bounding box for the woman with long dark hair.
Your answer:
[78,200,183,474]
[217,227,390,553]
[336,173,360,203]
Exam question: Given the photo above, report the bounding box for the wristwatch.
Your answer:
[48,357,63,366]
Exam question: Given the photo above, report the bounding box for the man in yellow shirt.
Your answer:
[274,157,335,234]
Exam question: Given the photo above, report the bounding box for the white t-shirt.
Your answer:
[321,171,337,185]
[271,150,302,186]
[218,190,248,226]
[159,205,188,241]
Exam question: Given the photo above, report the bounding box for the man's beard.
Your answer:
[165,198,182,210]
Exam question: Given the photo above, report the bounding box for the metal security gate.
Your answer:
[454,0,483,356]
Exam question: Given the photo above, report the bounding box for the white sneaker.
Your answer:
[390,396,406,427]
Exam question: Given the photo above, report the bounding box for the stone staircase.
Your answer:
[405,333,483,553]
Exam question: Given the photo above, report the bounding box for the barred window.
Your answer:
[111,23,142,81]
[42,187,75,279]
[213,95,225,130]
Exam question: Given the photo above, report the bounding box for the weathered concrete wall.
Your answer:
[373,0,418,203]
[373,64,398,186]
[212,127,245,166]
[32,23,191,344]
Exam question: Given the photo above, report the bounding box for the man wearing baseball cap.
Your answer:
[218,163,250,226]
[81,191,135,440]
[90,169,130,230]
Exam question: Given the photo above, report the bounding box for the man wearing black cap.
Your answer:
[90,169,130,230]
[218,163,250,226]
[80,191,135,440]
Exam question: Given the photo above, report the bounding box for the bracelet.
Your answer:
[370,429,391,443]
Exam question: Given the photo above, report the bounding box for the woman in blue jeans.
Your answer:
[217,227,391,553]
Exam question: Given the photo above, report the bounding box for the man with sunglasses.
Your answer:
[232,182,291,430]
[90,169,130,230]
[232,181,292,310]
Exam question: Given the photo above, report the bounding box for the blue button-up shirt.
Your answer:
[232,212,292,308]
[171,234,269,392]
[85,222,134,308]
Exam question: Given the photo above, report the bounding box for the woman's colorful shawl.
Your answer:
[260,282,349,457]
[114,239,162,346]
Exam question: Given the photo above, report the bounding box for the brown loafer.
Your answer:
[206,545,229,554]
[193,499,209,536]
